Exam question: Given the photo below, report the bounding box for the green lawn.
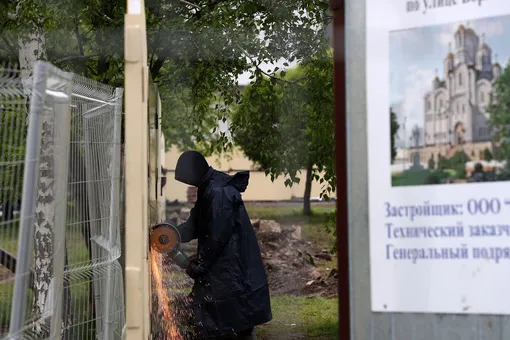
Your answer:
[257,295,338,340]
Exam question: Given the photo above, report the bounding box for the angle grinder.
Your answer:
[149,222,190,269]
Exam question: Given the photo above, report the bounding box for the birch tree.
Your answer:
[6,0,74,337]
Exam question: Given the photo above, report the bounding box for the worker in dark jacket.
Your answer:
[174,150,272,339]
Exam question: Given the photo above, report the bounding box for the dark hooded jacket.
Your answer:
[177,167,272,338]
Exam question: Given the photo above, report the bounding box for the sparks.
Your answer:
[151,250,183,339]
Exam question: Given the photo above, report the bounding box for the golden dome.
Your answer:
[456,25,476,36]
[447,52,454,59]
[479,43,489,50]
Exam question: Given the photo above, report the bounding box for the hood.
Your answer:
[227,171,250,192]
[201,168,250,193]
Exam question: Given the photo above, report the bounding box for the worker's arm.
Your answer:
[176,206,198,243]
[198,187,236,270]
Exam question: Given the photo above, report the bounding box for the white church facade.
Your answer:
[413,24,502,164]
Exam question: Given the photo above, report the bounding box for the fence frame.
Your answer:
[103,87,124,340]
[48,87,73,338]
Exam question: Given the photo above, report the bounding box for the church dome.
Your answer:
[479,43,489,51]
[455,25,476,36]
[433,76,441,89]
[447,52,454,59]
[493,63,502,78]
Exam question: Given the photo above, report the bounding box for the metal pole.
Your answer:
[104,87,124,340]
[329,0,351,338]
[8,61,49,338]
[49,91,72,339]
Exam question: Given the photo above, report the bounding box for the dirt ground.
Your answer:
[255,221,337,298]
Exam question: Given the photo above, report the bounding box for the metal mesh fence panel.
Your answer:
[0,64,29,337]
[1,61,125,340]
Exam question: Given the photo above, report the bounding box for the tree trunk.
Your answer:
[19,28,73,338]
[32,97,55,337]
[19,33,46,99]
[303,159,314,216]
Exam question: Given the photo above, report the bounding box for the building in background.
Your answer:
[164,146,325,202]
[413,25,502,164]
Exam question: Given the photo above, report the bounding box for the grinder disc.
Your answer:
[149,223,180,253]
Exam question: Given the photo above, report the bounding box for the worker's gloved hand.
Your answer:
[185,257,206,280]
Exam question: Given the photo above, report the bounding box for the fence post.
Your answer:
[104,87,124,340]
[48,88,72,339]
[124,0,150,338]
[8,61,49,338]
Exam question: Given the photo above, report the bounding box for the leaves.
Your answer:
[390,108,399,164]
[0,0,337,241]
[488,63,510,164]
[231,50,335,214]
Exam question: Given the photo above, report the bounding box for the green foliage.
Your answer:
[427,155,435,170]
[390,108,399,164]
[488,63,510,162]
[432,151,470,179]
[1,0,332,152]
[0,101,27,205]
[231,52,334,200]
[437,154,449,170]
[483,147,493,162]
[1,0,336,234]
[392,170,450,186]
[449,150,470,178]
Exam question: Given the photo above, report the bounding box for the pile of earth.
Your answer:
[252,219,337,298]
[167,207,338,298]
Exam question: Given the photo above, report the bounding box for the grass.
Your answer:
[256,296,338,340]
[245,203,339,339]
[246,204,335,225]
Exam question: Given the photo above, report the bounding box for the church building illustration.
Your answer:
[416,24,502,163]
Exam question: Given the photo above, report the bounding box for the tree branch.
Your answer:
[150,56,168,81]
[256,67,306,85]
[179,0,201,9]
[55,54,101,63]
[242,51,306,85]
[74,19,85,56]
